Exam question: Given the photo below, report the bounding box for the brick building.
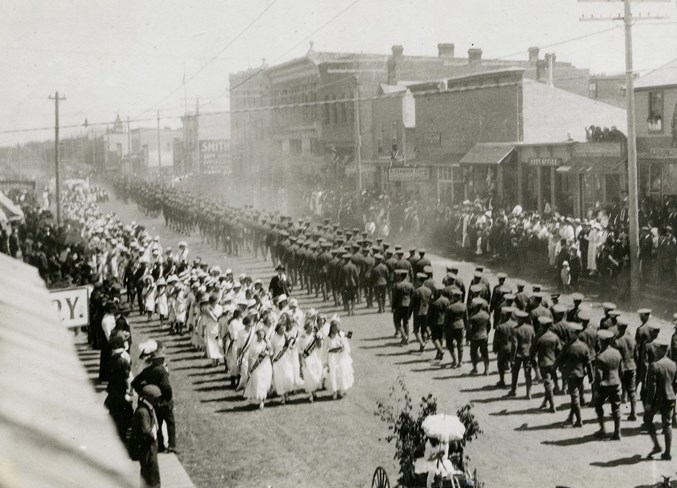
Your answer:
[366,68,627,216]
[228,43,594,186]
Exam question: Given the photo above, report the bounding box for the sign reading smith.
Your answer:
[199,140,232,175]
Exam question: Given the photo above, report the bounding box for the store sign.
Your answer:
[51,286,90,328]
[528,157,562,167]
[389,167,430,182]
[650,148,677,159]
[199,139,232,175]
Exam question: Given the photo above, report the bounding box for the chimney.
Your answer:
[545,53,556,87]
[437,43,455,58]
[528,46,540,65]
[392,45,404,59]
[468,48,482,64]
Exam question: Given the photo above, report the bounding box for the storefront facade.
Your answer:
[634,62,677,204]
[516,142,626,217]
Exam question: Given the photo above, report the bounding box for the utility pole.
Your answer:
[157,110,162,177]
[127,116,132,175]
[48,92,66,226]
[579,0,667,303]
[354,77,362,193]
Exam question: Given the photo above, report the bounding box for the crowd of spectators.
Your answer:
[300,186,677,294]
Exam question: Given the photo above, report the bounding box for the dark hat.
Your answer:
[475,266,484,273]
[275,264,285,271]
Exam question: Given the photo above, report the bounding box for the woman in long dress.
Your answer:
[155,279,168,327]
[142,275,156,321]
[325,318,354,400]
[242,329,273,410]
[285,317,304,391]
[270,321,295,405]
[235,317,256,391]
[192,295,208,351]
[223,310,243,383]
[202,295,223,367]
[300,321,323,402]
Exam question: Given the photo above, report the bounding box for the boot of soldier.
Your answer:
[525,386,532,400]
[456,348,464,369]
[594,417,607,438]
[547,391,556,413]
[662,424,672,460]
[611,417,622,440]
[497,371,506,388]
[628,395,637,421]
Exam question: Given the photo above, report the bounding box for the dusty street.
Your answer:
[101,196,676,488]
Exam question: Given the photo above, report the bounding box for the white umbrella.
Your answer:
[422,414,466,442]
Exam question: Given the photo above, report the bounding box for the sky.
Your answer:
[1,0,676,145]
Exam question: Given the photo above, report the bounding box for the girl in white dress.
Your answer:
[325,318,354,399]
[224,310,243,382]
[300,321,323,402]
[155,278,168,326]
[270,321,295,405]
[142,275,156,321]
[203,295,223,367]
[235,315,256,391]
[285,316,304,391]
[242,329,273,410]
[192,296,208,351]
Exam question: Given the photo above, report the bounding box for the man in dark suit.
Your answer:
[268,264,291,299]
[132,347,177,453]
[131,384,161,488]
[645,336,677,460]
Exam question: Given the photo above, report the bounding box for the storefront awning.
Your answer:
[556,156,626,174]
[460,143,515,166]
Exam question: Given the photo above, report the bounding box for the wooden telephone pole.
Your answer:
[579,0,668,303]
[48,92,66,226]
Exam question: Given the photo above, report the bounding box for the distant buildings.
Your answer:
[179,111,231,176]
[227,42,606,189]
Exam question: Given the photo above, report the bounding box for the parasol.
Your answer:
[422,414,466,442]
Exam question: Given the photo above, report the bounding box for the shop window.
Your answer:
[648,91,663,133]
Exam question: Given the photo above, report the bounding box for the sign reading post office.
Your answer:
[51,286,90,328]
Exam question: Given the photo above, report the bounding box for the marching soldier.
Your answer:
[555,321,588,427]
[644,336,676,461]
[428,284,449,362]
[493,307,516,387]
[532,317,561,412]
[444,288,466,369]
[594,329,623,440]
[468,297,491,375]
[371,254,389,314]
[508,310,535,399]
[411,272,433,352]
[613,317,638,421]
[392,269,414,344]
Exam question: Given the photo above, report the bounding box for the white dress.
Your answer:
[287,327,304,390]
[300,333,323,394]
[203,306,223,360]
[270,333,295,396]
[325,334,354,393]
[225,319,244,376]
[243,341,272,402]
[143,283,156,313]
[156,289,168,317]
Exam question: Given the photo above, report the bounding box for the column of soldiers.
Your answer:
[115,175,677,460]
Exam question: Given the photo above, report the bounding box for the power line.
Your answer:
[137,0,281,118]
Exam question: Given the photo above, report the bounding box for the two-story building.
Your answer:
[635,58,677,204]
[228,42,597,187]
[366,68,627,216]
[180,110,231,176]
[129,127,181,175]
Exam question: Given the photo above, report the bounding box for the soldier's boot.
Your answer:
[594,414,607,438]
[497,370,506,387]
[628,394,637,421]
[663,425,672,459]
[483,359,490,376]
[611,417,622,441]
[547,390,556,413]
[525,385,532,400]
[456,347,464,369]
